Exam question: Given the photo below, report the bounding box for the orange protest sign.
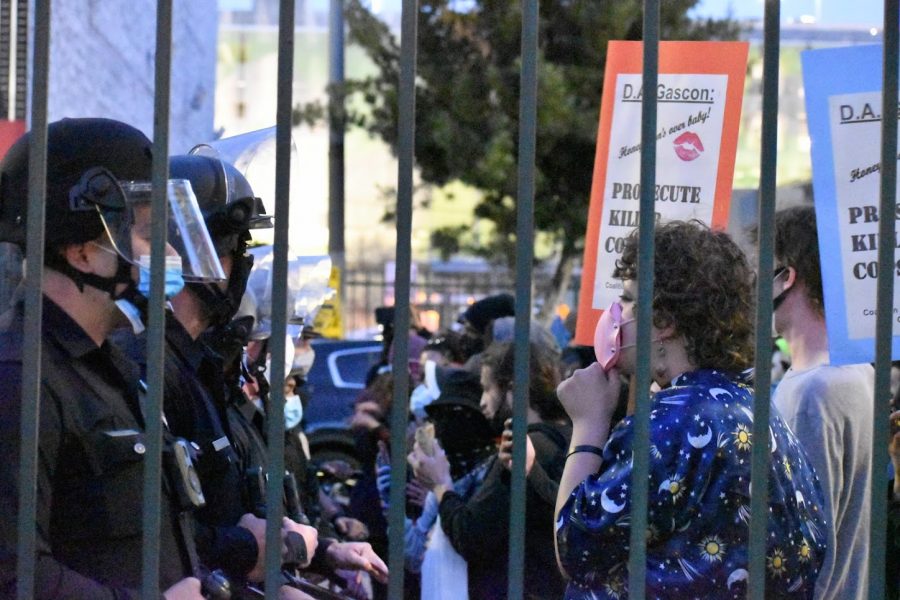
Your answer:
[574,41,748,346]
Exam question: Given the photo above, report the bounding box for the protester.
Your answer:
[421,329,466,367]
[555,221,828,599]
[410,334,570,600]
[377,368,496,600]
[0,119,204,598]
[457,293,515,364]
[772,206,873,600]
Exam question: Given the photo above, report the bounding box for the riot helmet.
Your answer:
[0,118,225,298]
[169,152,272,327]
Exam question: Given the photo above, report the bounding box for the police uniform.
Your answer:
[112,314,259,581]
[0,298,189,597]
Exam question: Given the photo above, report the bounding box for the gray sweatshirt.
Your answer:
[773,363,874,600]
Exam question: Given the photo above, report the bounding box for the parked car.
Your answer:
[304,339,383,467]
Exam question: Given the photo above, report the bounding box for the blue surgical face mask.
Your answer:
[409,383,437,421]
[138,255,185,299]
[284,394,304,430]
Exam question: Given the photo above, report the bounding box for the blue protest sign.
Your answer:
[802,44,900,365]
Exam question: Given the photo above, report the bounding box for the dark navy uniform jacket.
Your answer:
[112,315,258,580]
[0,298,188,598]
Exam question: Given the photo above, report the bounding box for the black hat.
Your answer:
[460,293,515,335]
[425,367,495,463]
[375,306,394,328]
[426,367,482,413]
[0,118,153,249]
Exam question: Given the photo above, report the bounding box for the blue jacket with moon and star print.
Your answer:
[556,369,828,599]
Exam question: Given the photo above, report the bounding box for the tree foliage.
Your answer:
[326,0,739,310]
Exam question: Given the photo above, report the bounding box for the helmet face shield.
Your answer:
[99,178,226,282]
[237,247,335,340]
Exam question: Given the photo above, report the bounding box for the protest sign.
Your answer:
[574,41,748,346]
[802,44,900,365]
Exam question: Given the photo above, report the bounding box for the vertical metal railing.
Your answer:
[626,2,659,598]
[11,2,900,600]
[506,0,539,592]
[15,0,49,597]
[141,0,174,596]
[747,2,779,598]
[386,0,418,590]
[870,2,898,599]
[263,0,296,596]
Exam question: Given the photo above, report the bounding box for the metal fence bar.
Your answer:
[387,0,418,591]
[15,0,49,597]
[747,2,780,598]
[329,0,346,306]
[264,0,296,596]
[507,0,539,593]
[627,2,658,597]
[141,0,174,595]
[870,2,898,597]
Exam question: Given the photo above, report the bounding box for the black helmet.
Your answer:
[0,118,153,250]
[169,153,270,254]
[169,153,272,327]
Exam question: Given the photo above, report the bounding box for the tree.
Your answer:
[320,0,739,321]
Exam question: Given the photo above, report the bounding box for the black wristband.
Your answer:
[565,445,604,461]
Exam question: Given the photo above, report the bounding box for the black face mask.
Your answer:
[773,267,791,312]
[459,333,485,361]
[488,400,513,437]
[191,246,254,329]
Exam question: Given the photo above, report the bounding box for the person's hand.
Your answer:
[406,478,429,508]
[408,439,452,493]
[499,418,535,475]
[237,512,267,581]
[282,517,319,567]
[333,569,372,600]
[278,585,316,600]
[163,577,203,599]
[326,541,390,585]
[334,516,370,541]
[556,362,621,425]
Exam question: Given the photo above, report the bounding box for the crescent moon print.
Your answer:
[687,425,712,449]
[727,568,749,589]
[601,488,626,514]
[709,388,732,401]
[554,369,828,598]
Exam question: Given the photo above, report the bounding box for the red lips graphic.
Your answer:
[673,131,704,161]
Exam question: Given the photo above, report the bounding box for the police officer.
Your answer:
[171,154,388,591]
[0,119,205,598]
[113,152,320,586]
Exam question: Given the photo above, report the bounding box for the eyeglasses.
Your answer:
[773,266,787,280]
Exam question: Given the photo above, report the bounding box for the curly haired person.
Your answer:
[555,220,828,599]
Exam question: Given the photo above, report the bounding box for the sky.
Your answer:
[692,0,883,26]
[219,0,886,28]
